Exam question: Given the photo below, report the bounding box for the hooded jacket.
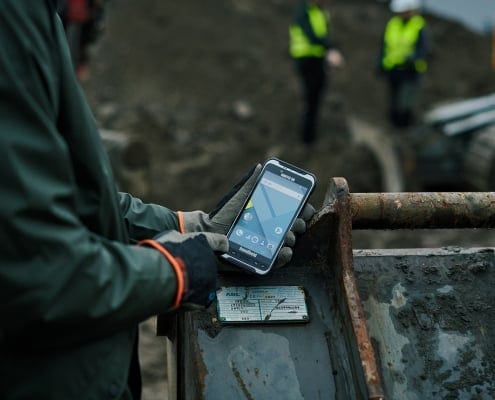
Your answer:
[0,1,179,398]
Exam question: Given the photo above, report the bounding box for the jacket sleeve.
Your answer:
[119,192,180,242]
[414,27,431,61]
[376,31,386,73]
[0,2,179,350]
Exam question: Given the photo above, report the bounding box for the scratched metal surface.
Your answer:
[180,265,368,400]
[353,248,495,400]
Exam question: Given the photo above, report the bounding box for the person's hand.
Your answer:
[139,230,228,309]
[326,49,345,68]
[177,164,316,268]
[276,202,315,268]
[178,164,262,234]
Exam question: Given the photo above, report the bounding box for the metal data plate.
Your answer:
[216,286,309,324]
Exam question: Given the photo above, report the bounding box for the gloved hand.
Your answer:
[277,202,315,267]
[176,164,316,268]
[139,230,228,309]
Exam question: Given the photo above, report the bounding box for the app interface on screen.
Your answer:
[230,170,309,261]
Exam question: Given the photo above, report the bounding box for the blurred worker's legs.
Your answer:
[65,22,91,80]
[65,22,84,69]
[296,57,327,145]
[59,0,107,81]
[387,70,420,128]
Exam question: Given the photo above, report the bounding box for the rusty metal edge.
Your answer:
[329,178,385,400]
[351,192,495,229]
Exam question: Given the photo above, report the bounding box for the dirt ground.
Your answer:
[80,1,495,398]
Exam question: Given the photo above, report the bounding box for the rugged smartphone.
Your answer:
[221,158,316,275]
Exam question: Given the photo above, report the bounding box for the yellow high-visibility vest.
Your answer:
[382,15,427,73]
[289,5,330,58]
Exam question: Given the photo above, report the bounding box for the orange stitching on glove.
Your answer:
[138,239,186,309]
[177,211,186,233]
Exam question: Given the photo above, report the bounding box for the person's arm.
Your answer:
[295,3,332,49]
[376,31,387,74]
[119,192,180,243]
[414,27,431,61]
[405,26,430,73]
[0,2,178,350]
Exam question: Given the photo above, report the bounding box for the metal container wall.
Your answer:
[160,179,495,399]
[354,248,495,399]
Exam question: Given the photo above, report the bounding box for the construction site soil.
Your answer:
[80,1,495,398]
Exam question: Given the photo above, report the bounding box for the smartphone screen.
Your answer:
[221,158,316,274]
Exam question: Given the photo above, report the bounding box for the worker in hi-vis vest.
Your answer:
[290,0,344,145]
[378,0,430,128]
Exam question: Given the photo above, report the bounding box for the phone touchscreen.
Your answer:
[223,159,315,274]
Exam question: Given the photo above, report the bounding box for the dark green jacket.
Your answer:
[0,1,179,398]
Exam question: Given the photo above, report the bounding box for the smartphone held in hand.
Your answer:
[221,158,316,275]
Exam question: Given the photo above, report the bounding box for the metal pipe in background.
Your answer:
[350,192,495,229]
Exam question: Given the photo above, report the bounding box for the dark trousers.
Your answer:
[295,57,327,144]
[387,69,421,128]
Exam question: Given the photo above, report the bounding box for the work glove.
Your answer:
[139,230,228,309]
[176,164,316,268]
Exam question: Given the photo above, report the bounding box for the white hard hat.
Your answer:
[390,0,421,13]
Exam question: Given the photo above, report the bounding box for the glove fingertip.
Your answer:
[203,232,229,253]
[284,230,296,247]
[302,203,316,221]
[275,246,293,268]
[291,218,306,234]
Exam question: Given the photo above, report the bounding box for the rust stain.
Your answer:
[231,361,255,400]
[331,179,386,399]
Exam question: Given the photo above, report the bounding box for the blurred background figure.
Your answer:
[378,0,431,128]
[290,0,344,146]
[58,0,108,81]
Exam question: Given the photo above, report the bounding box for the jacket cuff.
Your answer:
[138,239,186,309]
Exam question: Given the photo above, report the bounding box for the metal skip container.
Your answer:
[159,178,495,399]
